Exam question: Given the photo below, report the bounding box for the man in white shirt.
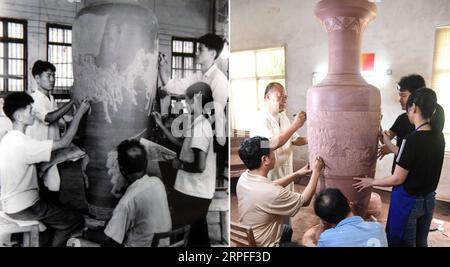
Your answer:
[26,60,77,202]
[237,136,323,246]
[159,34,228,179]
[251,82,307,191]
[0,92,90,247]
[103,139,172,247]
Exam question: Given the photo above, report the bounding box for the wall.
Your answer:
[230,0,450,199]
[0,0,82,91]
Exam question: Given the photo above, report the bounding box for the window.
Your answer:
[47,24,73,97]
[0,18,27,94]
[230,46,285,131]
[171,37,201,79]
[432,26,450,151]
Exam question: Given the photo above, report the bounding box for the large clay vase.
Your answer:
[72,0,159,219]
[307,0,381,216]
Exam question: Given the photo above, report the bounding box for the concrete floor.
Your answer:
[231,184,450,247]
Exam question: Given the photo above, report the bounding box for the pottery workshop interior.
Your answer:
[0,0,450,249]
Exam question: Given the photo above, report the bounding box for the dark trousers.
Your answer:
[279,224,300,247]
[7,199,84,247]
[401,192,436,247]
[171,190,212,247]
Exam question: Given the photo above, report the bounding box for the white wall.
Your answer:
[231,0,450,199]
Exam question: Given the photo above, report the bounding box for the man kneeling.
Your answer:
[314,188,388,247]
[0,92,90,247]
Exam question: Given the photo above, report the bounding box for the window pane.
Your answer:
[8,22,23,39]
[8,43,23,59]
[256,48,285,76]
[8,59,23,76]
[67,29,72,43]
[0,59,3,74]
[184,57,193,69]
[64,29,69,43]
[230,51,256,78]
[0,22,3,37]
[231,79,258,130]
[183,41,193,53]
[0,43,3,57]
[172,40,179,53]
[8,79,23,92]
[432,26,450,135]
[0,78,3,91]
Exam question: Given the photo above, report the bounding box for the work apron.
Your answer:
[385,184,416,246]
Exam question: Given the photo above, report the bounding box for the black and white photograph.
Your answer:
[0,0,229,248]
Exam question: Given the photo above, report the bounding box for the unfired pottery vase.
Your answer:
[307,0,381,216]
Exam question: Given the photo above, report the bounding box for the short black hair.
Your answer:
[397,74,426,93]
[185,82,214,109]
[238,136,270,170]
[264,82,284,98]
[198,34,225,60]
[2,92,34,122]
[32,60,56,77]
[406,88,437,119]
[117,139,148,175]
[314,188,351,225]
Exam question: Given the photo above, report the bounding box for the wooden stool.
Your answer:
[230,221,256,247]
[209,195,229,244]
[0,215,39,247]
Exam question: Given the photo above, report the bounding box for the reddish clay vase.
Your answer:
[72,0,159,219]
[307,0,381,216]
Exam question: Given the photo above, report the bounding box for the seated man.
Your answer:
[0,92,90,247]
[314,188,388,247]
[103,139,172,247]
[236,136,324,247]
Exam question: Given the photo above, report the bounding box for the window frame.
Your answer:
[0,17,28,96]
[230,45,286,131]
[46,23,73,100]
[431,25,450,152]
[171,36,201,79]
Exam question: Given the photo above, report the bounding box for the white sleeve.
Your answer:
[190,120,212,153]
[31,100,50,125]
[24,138,53,164]
[104,202,131,245]
[211,74,228,109]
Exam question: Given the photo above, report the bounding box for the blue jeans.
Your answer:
[401,192,436,247]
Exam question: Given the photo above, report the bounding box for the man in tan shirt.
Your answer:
[236,136,323,247]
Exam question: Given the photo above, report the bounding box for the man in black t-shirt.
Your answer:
[378,74,445,173]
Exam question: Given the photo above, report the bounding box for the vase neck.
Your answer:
[322,16,366,75]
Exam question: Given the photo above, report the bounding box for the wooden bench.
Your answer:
[0,213,40,247]
[209,194,229,244]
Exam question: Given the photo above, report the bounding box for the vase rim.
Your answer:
[315,0,377,21]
